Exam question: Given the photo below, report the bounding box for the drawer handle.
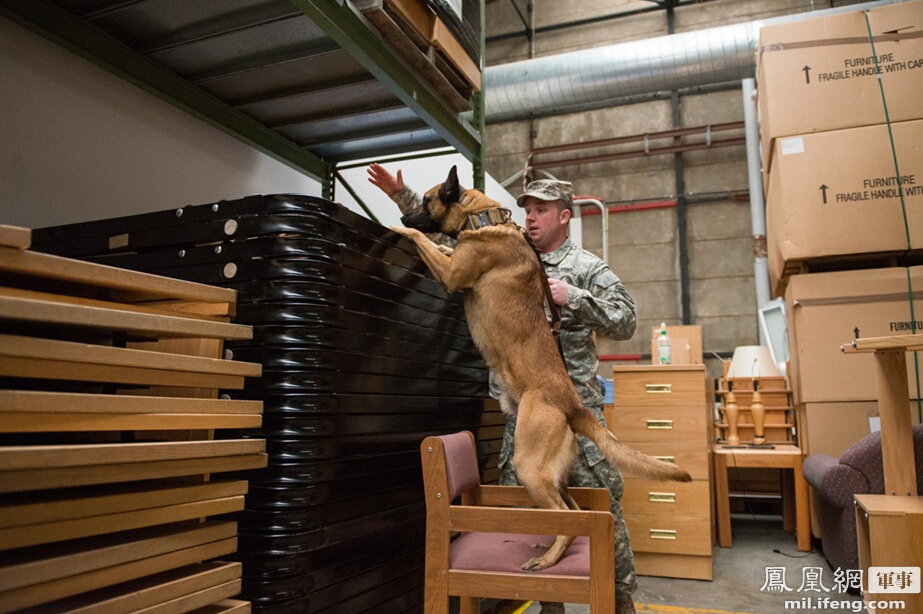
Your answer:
[646,419,674,430]
[649,492,676,503]
[653,455,675,463]
[650,529,677,540]
[645,384,672,394]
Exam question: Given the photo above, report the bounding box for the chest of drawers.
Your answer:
[605,365,714,580]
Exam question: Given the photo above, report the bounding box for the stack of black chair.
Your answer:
[33,195,499,614]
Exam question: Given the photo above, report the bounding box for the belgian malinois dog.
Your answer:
[391,166,691,571]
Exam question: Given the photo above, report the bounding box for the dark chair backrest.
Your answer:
[438,431,480,500]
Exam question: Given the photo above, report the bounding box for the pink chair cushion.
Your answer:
[450,533,591,576]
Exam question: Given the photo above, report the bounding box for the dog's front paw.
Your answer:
[522,556,553,572]
[437,244,455,256]
[389,225,421,240]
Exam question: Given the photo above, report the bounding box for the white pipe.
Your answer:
[574,198,608,264]
[742,78,772,345]
[499,168,525,188]
[482,0,911,121]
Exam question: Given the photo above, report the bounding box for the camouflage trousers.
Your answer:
[498,427,638,596]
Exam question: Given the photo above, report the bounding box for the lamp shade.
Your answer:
[726,345,781,379]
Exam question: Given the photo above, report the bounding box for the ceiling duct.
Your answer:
[483,0,912,121]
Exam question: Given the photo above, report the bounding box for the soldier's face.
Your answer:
[524,198,571,253]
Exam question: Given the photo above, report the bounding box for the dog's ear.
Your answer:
[439,165,462,204]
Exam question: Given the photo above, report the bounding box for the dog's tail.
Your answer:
[569,407,692,482]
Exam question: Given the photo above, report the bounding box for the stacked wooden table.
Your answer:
[0,224,265,613]
[843,334,923,612]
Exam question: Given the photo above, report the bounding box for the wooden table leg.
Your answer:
[781,469,795,534]
[793,454,811,552]
[874,350,917,496]
[714,452,731,548]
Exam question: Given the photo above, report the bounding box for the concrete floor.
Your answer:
[518,515,868,614]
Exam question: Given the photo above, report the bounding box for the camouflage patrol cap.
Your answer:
[516,179,574,210]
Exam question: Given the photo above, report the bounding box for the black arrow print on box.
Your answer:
[819,184,828,204]
[803,66,811,84]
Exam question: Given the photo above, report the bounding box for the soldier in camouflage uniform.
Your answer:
[368,164,639,614]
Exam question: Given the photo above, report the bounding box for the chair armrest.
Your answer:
[803,454,838,487]
[473,485,610,511]
[450,505,613,538]
[803,454,870,508]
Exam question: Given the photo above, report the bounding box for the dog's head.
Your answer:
[400,166,498,238]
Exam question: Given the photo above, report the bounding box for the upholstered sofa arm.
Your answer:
[803,454,870,508]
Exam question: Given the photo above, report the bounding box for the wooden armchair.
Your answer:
[421,431,616,613]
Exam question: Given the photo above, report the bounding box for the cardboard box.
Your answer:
[767,119,923,295]
[757,0,923,172]
[650,325,703,365]
[785,266,923,405]
[798,400,921,458]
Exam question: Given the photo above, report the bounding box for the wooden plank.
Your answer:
[0,295,251,340]
[0,439,265,470]
[0,286,228,323]
[0,390,262,414]
[191,600,251,614]
[377,0,434,44]
[0,225,31,250]
[354,0,432,50]
[842,333,923,353]
[0,246,236,308]
[0,537,237,612]
[0,521,237,591]
[0,495,245,550]
[0,335,262,377]
[13,562,242,614]
[357,4,471,112]
[0,357,245,389]
[0,453,267,492]
[430,18,480,91]
[0,480,247,528]
[128,579,241,614]
[0,335,260,388]
[0,412,262,432]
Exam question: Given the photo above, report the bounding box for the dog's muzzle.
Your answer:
[400,208,442,234]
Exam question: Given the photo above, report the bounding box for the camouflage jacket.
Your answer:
[536,236,637,411]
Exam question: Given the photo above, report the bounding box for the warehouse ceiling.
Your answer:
[0,0,482,186]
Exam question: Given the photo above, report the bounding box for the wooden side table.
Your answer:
[713,444,811,552]
[855,494,923,612]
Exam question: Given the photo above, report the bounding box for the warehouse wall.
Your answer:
[482,0,871,377]
[0,16,321,229]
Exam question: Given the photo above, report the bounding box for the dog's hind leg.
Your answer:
[513,399,580,571]
[560,484,580,511]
